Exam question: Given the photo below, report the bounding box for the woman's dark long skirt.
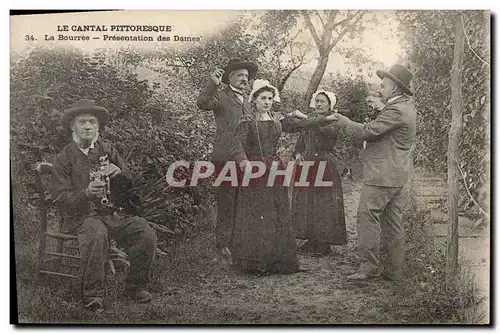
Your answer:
[292,154,347,245]
[230,179,299,274]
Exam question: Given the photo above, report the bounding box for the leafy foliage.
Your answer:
[140,18,262,93]
[252,11,313,92]
[396,11,489,219]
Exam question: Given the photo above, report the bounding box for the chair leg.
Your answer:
[104,252,110,298]
[35,233,47,283]
[74,238,84,302]
[77,270,84,301]
[54,239,64,272]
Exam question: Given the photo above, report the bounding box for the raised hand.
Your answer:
[210,69,225,86]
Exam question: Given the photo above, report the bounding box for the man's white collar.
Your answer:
[73,132,99,155]
[229,85,244,95]
[387,95,404,104]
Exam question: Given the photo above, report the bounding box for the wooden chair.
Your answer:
[33,162,130,299]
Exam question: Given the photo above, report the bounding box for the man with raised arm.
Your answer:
[196,58,258,261]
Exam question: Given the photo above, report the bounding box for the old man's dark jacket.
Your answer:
[51,140,140,231]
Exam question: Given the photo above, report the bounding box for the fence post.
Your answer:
[446,13,466,279]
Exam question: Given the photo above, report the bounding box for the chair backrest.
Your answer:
[34,162,59,232]
[35,161,54,176]
[34,162,54,201]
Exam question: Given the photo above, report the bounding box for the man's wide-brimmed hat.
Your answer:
[222,58,259,85]
[376,64,414,96]
[61,99,109,129]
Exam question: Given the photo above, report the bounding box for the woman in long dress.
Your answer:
[292,90,347,256]
[230,80,337,274]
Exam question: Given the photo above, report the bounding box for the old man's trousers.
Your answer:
[72,213,157,298]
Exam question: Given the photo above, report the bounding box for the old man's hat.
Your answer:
[222,58,259,85]
[376,64,414,96]
[61,99,109,129]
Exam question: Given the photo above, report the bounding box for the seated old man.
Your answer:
[51,99,157,310]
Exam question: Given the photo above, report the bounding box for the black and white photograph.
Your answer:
[10,9,490,324]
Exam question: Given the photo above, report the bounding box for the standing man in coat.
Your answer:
[196,58,258,260]
[332,64,417,281]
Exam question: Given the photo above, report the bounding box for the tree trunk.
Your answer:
[303,53,329,109]
[277,64,302,92]
[446,14,465,279]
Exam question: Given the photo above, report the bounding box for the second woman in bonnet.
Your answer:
[230,80,339,275]
[292,90,347,256]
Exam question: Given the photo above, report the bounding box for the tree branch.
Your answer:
[327,26,351,54]
[302,11,322,50]
[332,10,360,30]
[163,63,189,68]
[289,28,302,42]
[288,41,295,63]
[461,15,490,66]
[449,150,489,218]
[156,247,169,257]
[179,57,197,83]
[300,41,315,64]
[320,11,339,49]
[148,221,176,235]
[324,10,338,29]
[316,10,326,28]
[278,62,303,92]
[327,11,365,54]
[295,42,310,63]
